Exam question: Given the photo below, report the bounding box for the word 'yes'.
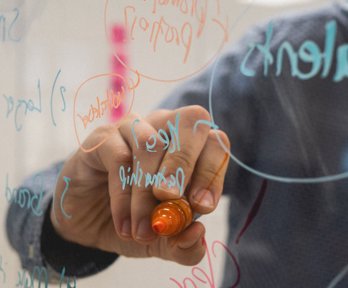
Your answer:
[17,266,76,288]
[0,8,20,42]
[3,69,66,131]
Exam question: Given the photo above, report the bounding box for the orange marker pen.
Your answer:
[152,153,229,237]
[151,198,193,237]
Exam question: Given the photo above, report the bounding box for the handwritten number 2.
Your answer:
[50,69,66,126]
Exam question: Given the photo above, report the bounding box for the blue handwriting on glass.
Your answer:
[16,266,76,288]
[5,173,44,217]
[60,176,72,219]
[0,255,6,284]
[3,69,66,131]
[119,157,185,195]
[131,112,181,153]
[0,8,20,42]
[240,20,348,82]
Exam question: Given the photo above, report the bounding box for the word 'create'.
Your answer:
[131,112,181,153]
[240,20,348,82]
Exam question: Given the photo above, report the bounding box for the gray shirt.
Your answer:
[6,2,348,287]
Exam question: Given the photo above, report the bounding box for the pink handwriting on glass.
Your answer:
[169,239,240,288]
[105,0,229,82]
[73,73,134,153]
[169,180,268,288]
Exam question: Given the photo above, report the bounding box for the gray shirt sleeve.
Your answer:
[6,162,118,282]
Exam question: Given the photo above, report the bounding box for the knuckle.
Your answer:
[152,137,165,152]
[148,109,171,119]
[216,130,231,150]
[185,105,211,123]
[168,150,194,172]
[93,124,113,136]
[135,131,152,151]
[208,129,231,150]
[119,113,141,127]
[113,148,132,164]
[202,164,221,181]
[127,112,141,121]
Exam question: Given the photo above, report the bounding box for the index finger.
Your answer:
[151,105,212,200]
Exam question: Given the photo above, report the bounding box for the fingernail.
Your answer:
[136,218,154,241]
[120,218,131,238]
[160,176,180,197]
[192,189,215,209]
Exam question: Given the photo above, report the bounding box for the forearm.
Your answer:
[6,162,118,280]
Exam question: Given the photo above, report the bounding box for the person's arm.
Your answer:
[6,19,269,281]
[6,162,118,280]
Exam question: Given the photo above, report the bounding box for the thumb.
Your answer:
[165,222,206,266]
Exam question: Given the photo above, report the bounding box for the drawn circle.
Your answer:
[208,4,348,184]
[104,0,228,82]
[73,73,135,153]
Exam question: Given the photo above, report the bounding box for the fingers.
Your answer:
[118,115,166,242]
[188,130,230,214]
[150,221,206,266]
[169,221,206,266]
[96,129,133,240]
[152,106,212,200]
[87,105,230,256]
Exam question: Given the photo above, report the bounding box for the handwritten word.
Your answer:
[58,267,77,288]
[105,0,229,81]
[0,255,6,284]
[124,5,193,63]
[119,158,185,195]
[240,20,348,82]
[77,87,125,129]
[131,112,181,153]
[5,174,44,217]
[3,69,66,131]
[169,180,268,287]
[17,266,48,288]
[169,240,240,288]
[74,73,134,153]
[149,0,208,21]
[16,266,76,288]
[0,7,20,42]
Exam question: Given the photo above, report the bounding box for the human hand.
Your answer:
[52,105,230,265]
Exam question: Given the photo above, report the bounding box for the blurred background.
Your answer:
[0,0,329,287]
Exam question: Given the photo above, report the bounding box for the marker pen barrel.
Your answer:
[151,198,193,237]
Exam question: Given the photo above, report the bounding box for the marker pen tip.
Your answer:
[152,220,166,233]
